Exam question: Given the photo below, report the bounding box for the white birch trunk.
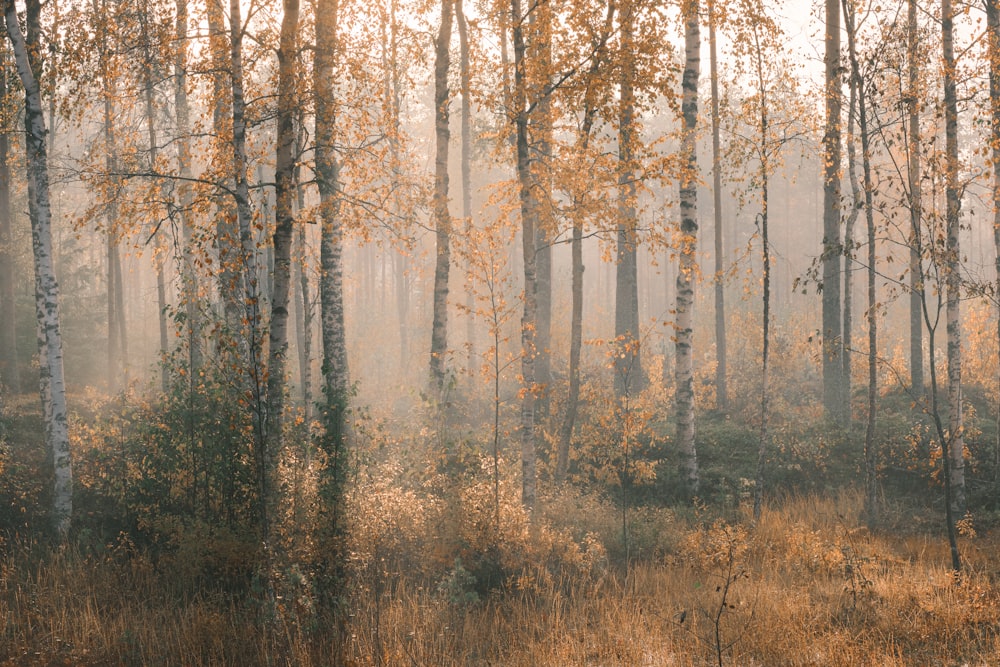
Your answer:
[942,0,966,515]
[675,0,700,496]
[4,0,71,538]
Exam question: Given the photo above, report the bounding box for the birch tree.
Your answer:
[315,0,350,592]
[941,0,965,516]
[4,0,72,538]
[265,0,300,472]
[511,0,539,509]
[429,0,453,392]
[675,0,701,497]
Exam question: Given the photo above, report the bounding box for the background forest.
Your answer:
[3,0,1000,664]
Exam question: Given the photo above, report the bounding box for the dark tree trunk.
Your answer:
[0,50,18,393]
[511,0,538,510]
[822,0,845,421]
[709,0,725,411]
[907,0,924,395]
[615,0,642,400]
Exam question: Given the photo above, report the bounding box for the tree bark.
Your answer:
[942,0,965,515]
[986,0,1000,501]
[752,29,770,523]
[96,0,127,393]
[226,0,268,546]
[843,72,860,416]
[207,0,240,327]
[532,0,553,422]
[675,0,700,498]
[615,0,642,400]
[456,0,475,379]
[172,0,199,380]
[556,1,616,482]
[907,0,924,395]
[0,50,18,393]
[266,0,300,463]
[315,0,350,596]
[843,0,878,528]
[822,0,845,421]
[709,0,725,411]
[429,0,453,392]
[5,0,71,538]
[293,120,312,420]
[511,0,538,510]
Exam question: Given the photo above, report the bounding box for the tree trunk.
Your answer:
[293,118,312,420]
[170,0,200,381]
[145,4,175,394]
[615,0,642,400]
[4,0,71,538]
[227,0,268,546]
[429,0,453,392]
[97,0,127,393]
[942,0,965,515]
[555,0,615,483]
[266,0,299,462]
[675,0,700,498]
[822,0,845,421]
[709,1,725,411]
[532,0,553,423]
[511,0,538,510]
[907,0,924,394]
[207,0,240,327]
[456,0,475,379]
[843,72,861,416]
[986,0,1000,500]
[843,0,878,528]
[315,0,350,600]
[752,32,771,523]
[0,50,18,393]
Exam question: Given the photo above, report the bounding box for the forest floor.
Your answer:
[1,490,999,666]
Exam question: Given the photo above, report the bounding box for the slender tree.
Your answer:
[822,0,845,421]
[987,0,1000,498]
[456,0,474,378]
[4,0,72,538]
[429,0,453,392]
[843,70,860,417]
[174,0,201,382]
[709,0,726,411]
[941,0,965,515]
[842,0,878,527]
[556,0,616,482]
[314,0,351,596]
[532,0,554,423]
[676,0,701,497]
[0,48,17,393]
[615,0,642,399]
[265,0,300,458]
[907,0,924,394]
[511,0,539,509]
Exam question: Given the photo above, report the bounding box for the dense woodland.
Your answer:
[3,0,1000,663]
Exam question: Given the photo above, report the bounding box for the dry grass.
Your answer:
[2,490,999,666]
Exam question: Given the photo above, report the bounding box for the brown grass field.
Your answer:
[2,488,999,666]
